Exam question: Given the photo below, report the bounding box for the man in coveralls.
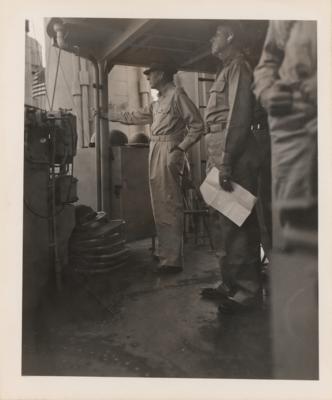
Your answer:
[100,64,204,273]
[253,21,317,242]
[253,21,318,378]
[201,22,263,313]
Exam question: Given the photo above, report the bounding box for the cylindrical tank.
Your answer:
[110,129,128,146]
[129,133,149,145]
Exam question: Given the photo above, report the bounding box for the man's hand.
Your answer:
[261,81,293,116]
[219,166,233,192]
[300,76,317,104]
[169,144,185,153]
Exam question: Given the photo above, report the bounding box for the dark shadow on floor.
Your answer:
[22,240,273,379]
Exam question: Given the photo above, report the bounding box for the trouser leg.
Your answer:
[210,208,262,304]
[149,141,184,267]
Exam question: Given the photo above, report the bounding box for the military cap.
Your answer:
[143,63,178,76]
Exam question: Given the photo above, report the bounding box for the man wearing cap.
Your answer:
[201,23,263,313]
[99,63,204,273]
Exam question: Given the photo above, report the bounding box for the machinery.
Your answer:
[24,105,130,302]
[23,106,78,300]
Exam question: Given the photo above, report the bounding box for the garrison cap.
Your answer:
[143,63,178,76]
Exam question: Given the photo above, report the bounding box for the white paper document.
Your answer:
[200,167,257,227]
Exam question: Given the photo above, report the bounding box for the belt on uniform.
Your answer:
[150,133,183,142]
[205,122,227,134]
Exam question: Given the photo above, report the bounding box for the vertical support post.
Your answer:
[139,67,151,137]
[80,58,91,147]
[89,56,102,211]
[127,67,141,139]
[193,71,202,184]
[71,53,84,148]
[99,61,112,216]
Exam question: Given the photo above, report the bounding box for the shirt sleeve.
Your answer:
[108,104,153,126]
[221,60,253,165]
[174,89,204,152]
[252,21,285,105]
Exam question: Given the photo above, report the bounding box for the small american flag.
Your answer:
[32,67,47,98]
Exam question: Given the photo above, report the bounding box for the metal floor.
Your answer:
[22,239,273,379]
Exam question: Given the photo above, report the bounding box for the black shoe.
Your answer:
[156,266,183,274]
[200,286,230,300]
[217,297,259,315]
[152,254,160,262]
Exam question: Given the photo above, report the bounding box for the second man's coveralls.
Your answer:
[205,51,262,305]
[109,82,204,268]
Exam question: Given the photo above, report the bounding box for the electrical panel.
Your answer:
[24,106,78,205]
[24,107,77,165]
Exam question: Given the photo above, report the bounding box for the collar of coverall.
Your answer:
[158,82,175,98]
[218,47,243,68]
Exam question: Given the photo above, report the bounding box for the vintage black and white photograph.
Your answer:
[1,0,332,399]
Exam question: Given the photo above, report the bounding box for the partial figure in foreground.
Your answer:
[253,20,317,243]
[253,20,318,379]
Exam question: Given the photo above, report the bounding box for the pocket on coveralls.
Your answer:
[208,80,226,107]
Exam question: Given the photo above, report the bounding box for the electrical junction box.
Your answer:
[55,175,78,205]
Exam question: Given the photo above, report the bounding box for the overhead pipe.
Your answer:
[50,19,80,55]
[52,20,68,50]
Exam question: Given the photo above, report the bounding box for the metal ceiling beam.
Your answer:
[125,43,194,54]
[141,33,206,45]
[100,19,157,62]
[180,46,211,68]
